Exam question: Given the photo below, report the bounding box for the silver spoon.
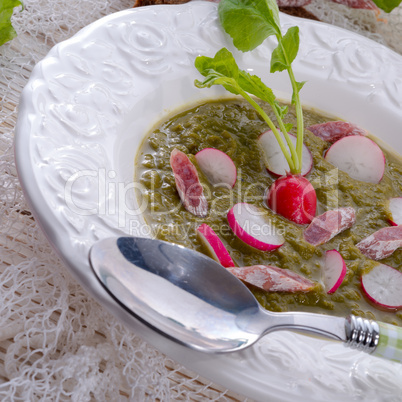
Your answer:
[89,236,402,362]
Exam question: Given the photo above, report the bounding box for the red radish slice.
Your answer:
[307,121,367,143]
[227,265,315,292]
[361,264,402,311]
[196,224,235,268]
[356,225,402,260]
[258,130,313,176]
[227,203,285,251]
[266,174,317,225]
[195,148,237,188]
[324,136,385,184]
[304,207,356,246]
[170,148,208,217]
[323,250,347,294]
[388,197,402,226]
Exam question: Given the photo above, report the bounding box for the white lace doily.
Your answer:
[306,0,402,54]
[1,0,402,400]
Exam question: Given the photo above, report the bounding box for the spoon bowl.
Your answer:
[90,236,262,352]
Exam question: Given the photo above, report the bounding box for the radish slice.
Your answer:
[324,136,385,184]
[227,265,315,292]
[196,224,235,268]
[170,148,208,217]
[307,121,367,143]
[388,197,402,226]
[258,130,313,176]
[323,250,347,294]
[195,148,237,188]
[361,264,402,311]
[227,203,285,251]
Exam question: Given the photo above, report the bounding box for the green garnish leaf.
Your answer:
[195,47,285,115]
[275,103,288,120]
[238,70,276,105]
[270,26,300,73]
[284,123,293,132]
[194,48,242,95]
[372,0,402,13]
[218,0,281,52]
[291,80,306,105]
[0,0,23,46]
[238,70,290,119]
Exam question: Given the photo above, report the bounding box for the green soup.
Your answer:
[135,99,402,326]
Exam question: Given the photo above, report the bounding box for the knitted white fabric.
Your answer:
[0,0,401,400]
[306,0,402,54]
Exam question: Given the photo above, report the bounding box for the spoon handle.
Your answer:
[346,316,402,363]
[374,322,402,363]
[264,311,402,363]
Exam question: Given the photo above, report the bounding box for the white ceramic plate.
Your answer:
[15,3,402,400]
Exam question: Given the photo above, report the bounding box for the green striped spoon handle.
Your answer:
[346,315,402,363]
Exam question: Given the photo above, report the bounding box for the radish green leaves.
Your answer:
[217,0,280,52]
[194,0,304,174]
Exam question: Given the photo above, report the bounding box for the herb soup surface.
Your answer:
[135,99,402,326]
